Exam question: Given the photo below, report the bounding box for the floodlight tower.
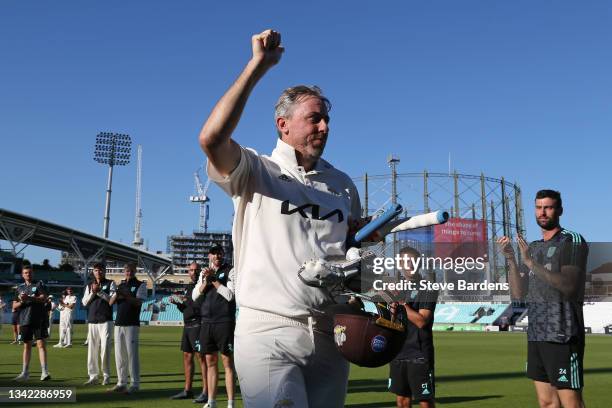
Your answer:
[93,132,132,239]
[133,145,143,247]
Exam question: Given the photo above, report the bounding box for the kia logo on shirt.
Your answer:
[280,200,344,223]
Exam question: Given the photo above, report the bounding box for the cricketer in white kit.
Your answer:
[199,29,362,407]
[55,288,77,347]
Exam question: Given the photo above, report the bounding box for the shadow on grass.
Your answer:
[348,367,612,393]
[139,373,184,378]
[140,375,228,385]
[437,395,502,403]
[347,379,388,393]
[0,388,204,406]
[0,378,73,386]
[74,387,237,405]
[346,395,502,407]
[139,379,198,385]
[76,388,203,402]
[438,367,612,383]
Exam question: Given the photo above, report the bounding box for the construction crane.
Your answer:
[133,145,144,247]
[190,167,211,233]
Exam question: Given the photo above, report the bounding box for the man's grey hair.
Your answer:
[274,85,331,137]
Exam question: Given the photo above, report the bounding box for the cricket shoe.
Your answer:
[125,385,139,394]
[14,372,29,382]
[170,390,193,399]
[83,377,99,386]
[193,392,208,403]
[107,384,128,393]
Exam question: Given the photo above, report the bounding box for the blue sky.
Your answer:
[1,1,611,263]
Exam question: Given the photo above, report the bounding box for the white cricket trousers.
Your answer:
[59,312,73,346]
[114,325,140,387]
[87,321,113,380]
[234,308,349,408]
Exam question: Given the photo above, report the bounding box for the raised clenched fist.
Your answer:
[251,29,284,68]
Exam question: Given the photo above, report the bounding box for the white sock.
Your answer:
[22,363,28,374]
[227,400,234,408]
[41,363,48,374]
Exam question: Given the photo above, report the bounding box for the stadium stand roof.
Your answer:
[0,208,171,283]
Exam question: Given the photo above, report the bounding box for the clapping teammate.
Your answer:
[13,264,51,381]
[170,261,209,403]
[110,263,147,394]
[192,246,235,408]
[499,190,588,408]
[82,263,116,386]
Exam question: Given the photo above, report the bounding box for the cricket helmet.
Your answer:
[326,302,406,368]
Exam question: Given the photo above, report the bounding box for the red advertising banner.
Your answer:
[433,218,488,259]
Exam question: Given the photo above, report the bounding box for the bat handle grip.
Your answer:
[352,203,403,244]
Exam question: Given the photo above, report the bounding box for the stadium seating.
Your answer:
[157,301,182,321]
[434,303,509,325]
[363,301,510,326]
[139,310,153,322]
[435,304,476,324]
[475,305,508,324]
[2,292,169,324]
[139,299,156,322]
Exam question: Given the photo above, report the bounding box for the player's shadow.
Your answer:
[437,395,502,403]
[139,378,196,384]
[346,395,502,407]
[438,367,612,383]
[347,378,388,393]
[139,372,184,377]
[138,343,181,348]
[72,388,216,405]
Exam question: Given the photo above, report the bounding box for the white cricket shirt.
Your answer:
[61,295,77,316]
[208,138,361,318]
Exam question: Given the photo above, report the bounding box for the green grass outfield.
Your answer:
[0,325,611,407]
